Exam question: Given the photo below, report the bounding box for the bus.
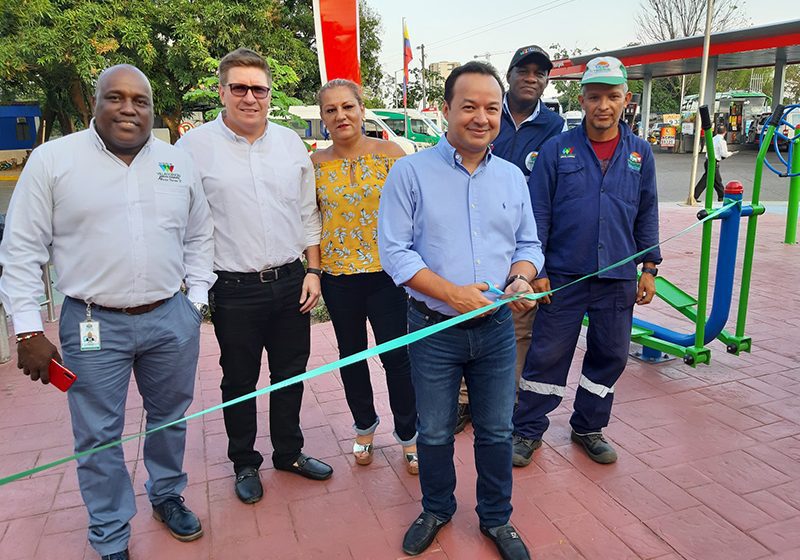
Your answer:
[373,109,442,147]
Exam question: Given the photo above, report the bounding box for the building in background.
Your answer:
[428,61,460,82]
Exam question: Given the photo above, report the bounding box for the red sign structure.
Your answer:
[313,0,361,85]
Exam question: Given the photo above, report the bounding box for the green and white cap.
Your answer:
[581,56,628,86]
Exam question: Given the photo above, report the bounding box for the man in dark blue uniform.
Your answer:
[455,45,566,434]
[512,56,662,466]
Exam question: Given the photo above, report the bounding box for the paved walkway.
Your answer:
[0,205,798,560]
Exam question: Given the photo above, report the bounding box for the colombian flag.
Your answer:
[403,19,413,108]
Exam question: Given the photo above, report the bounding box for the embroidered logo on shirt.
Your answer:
[157,162,182,183]
[560,147,576,159]
[627,152,642,172]
[525,151,539,171]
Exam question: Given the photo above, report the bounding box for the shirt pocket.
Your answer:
[555,160,586,201]
[154,183,190,230]
[274,167,301,204]
[608,167,641,206]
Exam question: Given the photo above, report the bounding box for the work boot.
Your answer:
[512,434,541,467]
[570,430,618,464]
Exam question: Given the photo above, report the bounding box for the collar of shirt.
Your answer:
[502,95,541,130]
[88,118,155,162]
[436,132,492,172]
[215,111,269,144]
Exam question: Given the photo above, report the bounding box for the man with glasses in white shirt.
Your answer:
[177,48,331,506]
[0,64,215,560]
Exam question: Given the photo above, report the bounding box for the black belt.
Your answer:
[409,298,496,330]
[215,260,299,284]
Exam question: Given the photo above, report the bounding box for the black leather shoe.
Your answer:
[454,403,471,434]
[275,453,333,481]
[101,551,129,560]
[570,430,618,464]
[235,466,263,504]
[480,524,531,560]
[152,496,203,542]
[402,511,449,556]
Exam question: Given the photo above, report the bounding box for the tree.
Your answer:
[635,0,748,43]
[393,68,445,109]
[0,0,384,142]
[549,43,594,112]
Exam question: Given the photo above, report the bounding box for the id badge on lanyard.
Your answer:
[79,303,101,351]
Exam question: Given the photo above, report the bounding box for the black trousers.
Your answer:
[694,159,725,202]
[210,259,309,472]
[321,271,417,443]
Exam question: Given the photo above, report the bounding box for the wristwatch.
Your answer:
[641,267,659,277]
[306,267,322,277]
[192,301,209,316]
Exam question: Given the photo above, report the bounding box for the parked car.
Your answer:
[373,108,441,147]
[284,106,418,154]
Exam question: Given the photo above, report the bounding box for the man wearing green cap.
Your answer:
[512,56,662,466]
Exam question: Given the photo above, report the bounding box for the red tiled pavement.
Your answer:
[1,205,799,559]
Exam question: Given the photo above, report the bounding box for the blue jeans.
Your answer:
[407,304,516,528]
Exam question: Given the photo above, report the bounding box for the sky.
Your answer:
[369,0,791,90]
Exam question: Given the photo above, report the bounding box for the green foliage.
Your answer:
[394,67,445,109]
[549,43,594,112]
[0,0,384,141]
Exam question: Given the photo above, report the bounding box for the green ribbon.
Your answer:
[0,201,737,486]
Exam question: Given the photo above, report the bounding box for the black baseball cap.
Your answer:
[508,45,553,73]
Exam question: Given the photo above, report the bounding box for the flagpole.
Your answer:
[403,17,409,138]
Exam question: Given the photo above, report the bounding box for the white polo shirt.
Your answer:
[0,121,216,333]
[176,113,321,272]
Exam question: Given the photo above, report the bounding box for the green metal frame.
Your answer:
[628,114,778,366]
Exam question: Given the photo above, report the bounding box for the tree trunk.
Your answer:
[161,110,182,144]
[69,79,92,129]
[57,111,75,135]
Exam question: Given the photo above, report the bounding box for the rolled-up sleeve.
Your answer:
[378,162,427,286]
[183,164,216,304]
[300,151,322,248]
[0,149,54,333]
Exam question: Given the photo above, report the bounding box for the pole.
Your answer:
[686,0,715,206]
[694,106,716,356]
[735,105,781,338]
[786,126,800,244]
[418,44,427,110]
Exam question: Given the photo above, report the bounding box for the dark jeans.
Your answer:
[210,259,309,472]
[407,304,516,528]
[321,271,417,444]
[694,158,725,201]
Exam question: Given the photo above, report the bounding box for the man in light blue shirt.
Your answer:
[379,61,543,560]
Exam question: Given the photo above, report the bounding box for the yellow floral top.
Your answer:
[314,154,397,275]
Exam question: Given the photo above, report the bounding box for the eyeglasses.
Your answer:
[225,83,271,99]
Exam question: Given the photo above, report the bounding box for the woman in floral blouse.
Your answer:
[311,79,418,474]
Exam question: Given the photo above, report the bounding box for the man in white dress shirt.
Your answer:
[0,65,215,560]
[176,48,331,506]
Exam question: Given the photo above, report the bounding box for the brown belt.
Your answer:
[93,299,168,315]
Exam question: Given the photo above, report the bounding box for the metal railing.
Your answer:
[0,263,57,364]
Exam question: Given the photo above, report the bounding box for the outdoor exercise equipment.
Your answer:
[629,104,784,367]
[759,103,800,244]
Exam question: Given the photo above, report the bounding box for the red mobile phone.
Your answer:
[49,359,77,392]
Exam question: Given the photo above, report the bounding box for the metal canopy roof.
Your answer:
[550,19,800,80]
